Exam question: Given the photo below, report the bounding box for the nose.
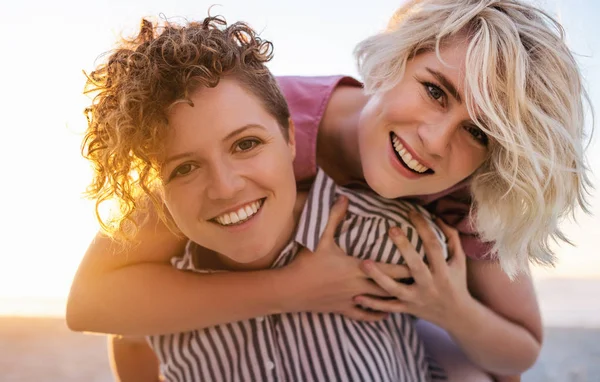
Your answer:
[205,161,245,200]
[417,116,461,158]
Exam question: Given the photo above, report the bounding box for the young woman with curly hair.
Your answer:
[69,1,592,380]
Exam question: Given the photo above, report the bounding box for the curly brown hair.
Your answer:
[82,15,290,240]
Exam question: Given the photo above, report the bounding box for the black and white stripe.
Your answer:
[148,168,447,381]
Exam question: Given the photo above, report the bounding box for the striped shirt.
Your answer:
[148,168,448,381]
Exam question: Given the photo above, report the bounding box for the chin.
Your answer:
[226,251,265,265]
[229,242,273,263]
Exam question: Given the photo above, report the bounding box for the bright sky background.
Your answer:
[1,0,599,315]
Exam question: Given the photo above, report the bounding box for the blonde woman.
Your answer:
[68,1,591,380]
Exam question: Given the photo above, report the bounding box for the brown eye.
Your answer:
[465,125,489,146]
[234,138,261,152]
[170,163,197,179]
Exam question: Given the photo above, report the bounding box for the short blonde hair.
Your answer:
[355,0,593,276]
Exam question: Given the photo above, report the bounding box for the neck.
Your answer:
[317,85,369,185]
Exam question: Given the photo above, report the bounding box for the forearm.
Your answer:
[108,335,162,382]
[67,264,292,336]
[445,296,541,376]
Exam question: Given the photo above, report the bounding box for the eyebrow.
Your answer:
[426,68,462,104]
[163,124,267,167]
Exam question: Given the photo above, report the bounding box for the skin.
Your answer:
[68,43,542,380]
[107,335,162,382]
[319,43,541,378]
[103,80,402,381]
[356,43,489,198]
[160,79,298,270]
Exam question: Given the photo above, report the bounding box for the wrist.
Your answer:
[444,292,481,337]
[267,266,299,315]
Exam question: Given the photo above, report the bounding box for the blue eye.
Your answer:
[426,83,444,100]
[421,81,447,107]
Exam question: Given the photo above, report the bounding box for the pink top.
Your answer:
[277,75,492,261]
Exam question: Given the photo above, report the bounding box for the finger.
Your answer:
[320,195,348,245]
[435,218,465,264]
[373,262,412,280]
[360,260,414,300]
[360,280,394,298]
[388,227,433,285]
[353,295,408,314]
[408,210,448,273]
[343,306,389,322]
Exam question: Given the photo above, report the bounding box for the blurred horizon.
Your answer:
[1,0,599,318]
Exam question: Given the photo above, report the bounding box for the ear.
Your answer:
[287,117,296,160]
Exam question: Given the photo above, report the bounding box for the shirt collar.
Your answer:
[293,168,338,252]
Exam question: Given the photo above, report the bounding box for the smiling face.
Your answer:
[160,78,297,269]
[357,42,489,198]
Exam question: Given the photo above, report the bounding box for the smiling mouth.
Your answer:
[390,133,434,175]
[212,198,266,226]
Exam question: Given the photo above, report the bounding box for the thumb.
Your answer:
[319,195,348,246]
[435,218,466,264]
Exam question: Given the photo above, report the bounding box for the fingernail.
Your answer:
[336,195,347,204]
[362,259,374,271]
[389,227,402,237]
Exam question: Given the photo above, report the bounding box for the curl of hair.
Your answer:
[355,0,593,277]
[82,16,287,241]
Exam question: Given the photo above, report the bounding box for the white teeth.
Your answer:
[214,200,263,226]
[392,135,430,173]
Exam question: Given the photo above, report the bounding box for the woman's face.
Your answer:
[161,78,297,267]
[357,42,489,198]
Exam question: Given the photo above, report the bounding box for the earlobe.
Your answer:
[287,118,296,160]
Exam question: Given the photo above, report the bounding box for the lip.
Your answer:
[391,133,434,170]
[209,198,264,220]
[388,144,424,180]
[388,135,432,180]
[218,201,265,233]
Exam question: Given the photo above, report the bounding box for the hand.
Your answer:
[354,210,473,328]
[283,196,412,322]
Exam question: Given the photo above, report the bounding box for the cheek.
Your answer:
[454,146,487,176]
[163,184,199,224]
[247,145,296,194]
[380,84,422,118]
[358,96,383,134]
